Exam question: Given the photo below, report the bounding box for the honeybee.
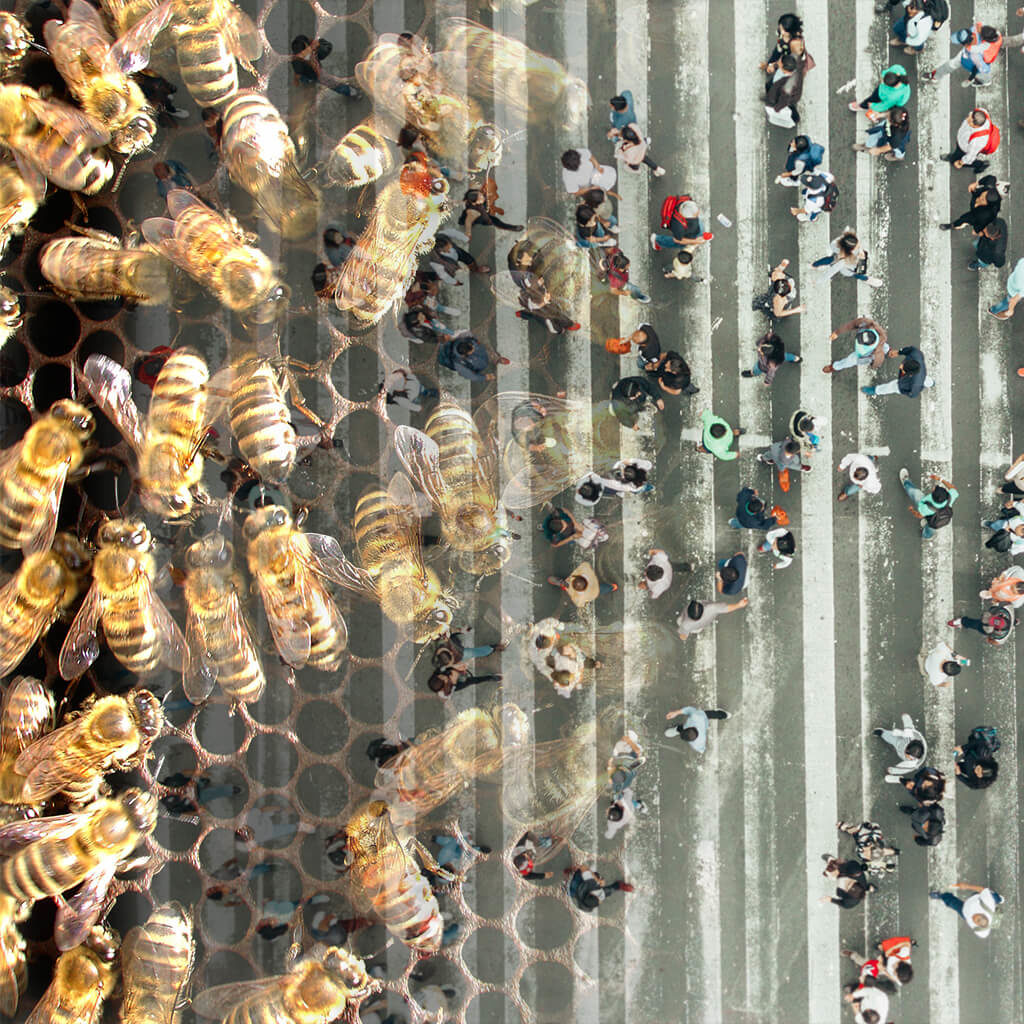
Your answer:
[182,534,265,706]
[83,349,210,518]
[141,190,288,323]
[329,474,454,644]
[220,91,318,240]
[332,157,449,329]
[0,787,157,950]
[394,401,512,575]
[0,532,92,679]
[45,0,171,159]
[192,944,374,1024]
[243,504,347,672]
[335,800,454,954]
[167,0,261,109]
[121,901,195,1024]
[59,519,184,679]
[0,162,43,261]
[40,228,171,306]
[26,923,119,1024]
[0,14,30,82]
[0,676,55,820]
[0,399,95,555]
[14,689,163,808]
[0,284,20,349]
[323,119,395,189]
[0,84,113,194]
[0,896,26,1017]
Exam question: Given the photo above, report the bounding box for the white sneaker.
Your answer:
[796,212,809,222]
[653,166,666,177]
[898,467,910,485]
[664,726,679,737]
[866,276,883,287]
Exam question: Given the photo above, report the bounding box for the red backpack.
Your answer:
[969,111,1001,155]
[660,193,692,229]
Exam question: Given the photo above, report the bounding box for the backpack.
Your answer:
[926,506,954,529]
[923,0,948,30]
[986,528,1013,552]
[660,193,692,229]
[820,178,840,212]
[969,118,1001,156]
[805,142,825,169]
[969,726,1001,756]
[982,606,1013,640]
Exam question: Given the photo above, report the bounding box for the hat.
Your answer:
[566,562,601,606]
[800,172,826,192]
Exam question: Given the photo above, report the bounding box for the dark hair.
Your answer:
[455,339,474,356]
[983,189,1000,206]
[905,740,925,759]
[747,496,764,514]
[775,532,796,556]
[902,358,921,375]
[853,467,868,481]
[780,54,798,72]
[290,34,310,54]
[581,187,606,208]
[687,600,704,620]
[427,670,450,693]
[931,485,948,504]
[551,670,572,685]
[778,13,803,36]
[861,1012,880,1024]
[890,106,909,126]
[621,463,646,484]
[894,962,913,984]
[561,149,582,171]
[772,279,791,297]
[646,563,664,581]
[882,70,908,87]
[783,439,800,456]
[535,633,554,649]
[664,355,686,376]
[403,309,426,329]
[576,205,595,226]
[839,232,859,253]
[943,661,962,676]
[720,565,739,584]
[610,251,629,271]
[636,324,658,347]
[621,124,642,145]
[675,250,694,265]
[610,95,628,111]
[709,423,726,439]
[578,480,601,501]
[792,134,810,152]
[680,726,699,742]
[980,25,999,42]
[417,269,440,284]
[985,220,1003,237]
[607,804,624,821]
[971,110,987,126]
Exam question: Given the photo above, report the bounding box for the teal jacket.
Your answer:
[869,65,910,112]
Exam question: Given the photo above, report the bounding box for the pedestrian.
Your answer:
[758,528,796,569]
[873,714,926,781]
[541,507,608,551]
[758,437,811,490]
[432,833,490,871]
[675,598,748,641]
[365,736,412,768]
[811,230,882,286]
[575,204,616,249]
[399,307,449,345]
[547,642,600,699]
[696,409,743,460]
[644,350,699,397]
[837,453,881,502]
[875,935,915,986]
[789,409,824,457]
[604,322,661,364]
[967,218,1008,273]
[606,91,636,137]
[526,617,567,679]
[664,704,732,749]
[897,801,945,846]
[137,71,190,123]
[980,566,1024,606]
[775,134,825,186]
[458,188,523,241]
[836,820,900,877]
[547,562,618,608]
[600,247,650,302]
[729,486,778,530]
[928,884,1004,937]
[823,315,889,375]
[900,764,946,805]
[949,606,1018,646]
[820,857,876,909]
[381,366,436,414]
[606,787,646,840]
[789,169,837,222]
[512,834,554,882]
[515,280,580,335]
[848,64,910,118]
[842,981,890,1024]
[988,255,1024,320]
[433,628,508,673]
[765,41,815,129]
[890,0,934,53]
[918,639,969,688]
[983,509,1024,555]
[752,259,805,322]
[405,271,458,322]
[566,866,633,911]
[761,13,805,81]
[663,249,704,281]
[954,729,999,790]
[638,549,692,599]
[840,948,890,992]
[437,333,497,383]
[610,375,663,430]
[560,147,616,195]
[940,174,1003,233]
[898,468,957,537]
[579,185,621,235]
[861,347,934,398]
[940,108,999,172]
[322,226,357,268]
[430,229,490,281]
[741,331,802,385]
[650,197,712,254]
[427,631,506,697]
[609,458,654,494]
[927,23,1004,87]
[716,552,748,595]
[853,105,911,161]
[613,121,666,177]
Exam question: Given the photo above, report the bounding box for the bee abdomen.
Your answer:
[326,124,394,188]
[103,601,163,674]
[230,370,296,484]
[175,27,238,108]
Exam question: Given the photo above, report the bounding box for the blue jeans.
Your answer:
[991,294,1013,314]
[433,834,473,870]
[577,223,610,249]
[653,218,705,250]
[751,352,797,376]
[934,892,965,915]
[843,482,862,497]
[902,478,935,539]
[892,16,924,50]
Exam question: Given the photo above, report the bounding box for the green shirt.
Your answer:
[701,410,738,461]
[917,487,958,518]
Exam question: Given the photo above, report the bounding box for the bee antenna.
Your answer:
[111,159,131,192]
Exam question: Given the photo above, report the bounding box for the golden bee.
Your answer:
[330,474,454,644]
[45,0,171,159]
[0,896,26,1017]
[83,349,210,518]
[25,923,119,1024]
[0,787,157,950]
[59,519,184,679]
[166,0,261,109]
[243,504,347,672]
[324,119,395,189]
[0,399,95,555]
[14,689,163,809]
[395,401,512,575]
[192,944,375,1024]
[0,162,43,261]
[0,283,20,349]
[0,84,113,194]
[335,800,454,955]
[0,14,30,81]
[219,90,318,240]
[0,676,55,821]
[141,189,288,323]
[0,532,92,679]
[333,157,449,329]
[182,534,265,706]
[121,901,195,1024]
[40,228,171,306]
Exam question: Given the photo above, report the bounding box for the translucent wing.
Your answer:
[19,94,110,148]
[191,977,286,1020]
[297,532,348,585]
[182,604,219,703]
[66,0,114,42]
[0,576,51,678]
[14,716,101,804]
[25,973,103,1024]
[109,0,172,73]
[0,676,54,759]
[392,426,447,511]
[82,353,146,456]
[225,4,262,64]
[121,902,195,1019]
[151,590,185,672]
[0,810,87,854]
[255,579,312,668]
[387,471,430,520]
[139,216,186,270]
[53,858,117,950]
[165,188,205,221]
[58,581,104,680]
[314,548,377,601]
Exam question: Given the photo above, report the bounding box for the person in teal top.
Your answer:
[989,257,1024,320]
[849,65,910,116]
[696,410,744,461]
[900,468,958,539]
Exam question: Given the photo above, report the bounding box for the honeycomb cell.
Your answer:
[27,301,80,356]
[0,398,30,447]
[295,697,349,755]
[198,827,248,880]
[296,762,347,818]
[518,961,575,1018]
[201,891,252,945]
[153,804,201,855]
[196,763,250,820]
[0,337,28,387]
[464,991,526,1024]
[152,733,199,784]
[346,666,398,724]
[345,619,386,660]
[344,736,378,789]
[246,732,299,783]
[118,170,168,224]
[243,793,303,850]
[291,376,335,437]
[195,701,248,755]
[201,949,255,992]
[245,669,295,725]
[462,924,520,986]
[76,329,125,369]
[299,826,343,882]
[336,408,385,467]
[397,694,448,742]
[30,361,73,410]
[515,895,574,952]
[29,188,73,234]
[330,342,385,403]
[80,461,134,513]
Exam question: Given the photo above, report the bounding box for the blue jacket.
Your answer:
[438,335,490,382]
[610,90,636,131]
[897,346,927,397]
[734,487,778,529]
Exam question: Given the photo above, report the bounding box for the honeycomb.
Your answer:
[0,2,630,1022]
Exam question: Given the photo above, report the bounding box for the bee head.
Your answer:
[112,112,157,156]
[243,503,291,540]
[49,400,95,443]
[0,285,19,317]
[84,924,120,962]
[0,15,28,63]
[221,253,274,312]
[119,787,158,835]
[248,284,291,326]
[130,689,164,741]
[185,533,233,570]
[415,602,453,643]
[322,947,372,995]
[98,518,151,552]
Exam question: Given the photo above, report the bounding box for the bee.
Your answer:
[182,534,265,706]
[219,90,318,240]
[14,689,163,809]
[0,399,95,555]
[0,162,44,261]
[0,677,55,821]
[335,800,455,955]
[0,896,26,1017]
[0,284,20,349]
[333,157,449,329]
[0,787,157,950]
[121,901,195,1024]
[83,349,211,518]
[167,0,261,109]
[40,228,171,306]
[323,119,395,190]
[329,474,454,644]
[243,504,347,672]
[45,0,171,159]
[141,189,288,323]
[395,401,512,575]
[25,923,120,1024]
[0,533,92,679]
[59,519,184,680]
[0,84,113,194]
[192,944,375,1024]
[0,15,30,81]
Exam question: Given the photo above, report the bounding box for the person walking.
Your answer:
[848,63,910,117]
[927,23,1004,87]
[980,566,1024,606]
[836,820,900,878]
[758,437,811,492]
[560,147,616,195]
[929,884,1004,937]
[861,347,934,398]
[823,315,889,375]
[820,858,876,909]
[948,606,1017,646]
[752,259,805,321]
[610,375,663,430]
[566,866,633,911]
[575,204,616,250]
[899,468,957,538]
[873,713,926,782]
[811,230,882,286]
[696,410,744,460]
[853,105,911,161]
[607,92,636,136]
[954,730,999,790]
[613,122,666,177]
[940,108,999,172]
[842,982,890,1023]
[675,598,748,641]
[437,333,497,383]
[875,935,915,986]
[600,248,650,302]
[548,562,618,608]
[644,350,699,397]
[775,134,825,186]
[664,705,731,750]
[759,528,796,569]
[837,452,881,501]
[919,639,969,688]
[983,505,1024,555]
[789,169,836,223]
[969,219,1007,272]
[638,549,693,599]
[890,0,934,53]
[729,486,779,530]
[650,197,712,254]
[716,553,748,596]
[940,174,1003,233]
[741,331,802,385]
[898,801,945,846]
[988,255,1024,319]
[511,834,553,882]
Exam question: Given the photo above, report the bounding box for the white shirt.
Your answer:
[853,985,890,1023]
[611,458,653,492]
[839,452,881,494]
[962,888,1002,938]
[957,114,993,165]
[527,618,564,679]
[922,640,961,687]
[644,550,672,598]
[605,787,638,839]
[560,147,616,193]
[763,527,793,569]
[577,518,607,550]
[882,713,927,781]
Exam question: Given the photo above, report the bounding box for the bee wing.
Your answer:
[151,590,185,673]
[0,810,87,854]
[182,605,218,703]
[296,532,349,586]
[53,858,117,951]
[256,582,312,668]
[109,0,172,73]
[58,580,104,681]
[13,717,100,805]
[310,545,376,600]
[192,977,285,1020]
[0,575,51,678]
[66,0,114,42]
[204,360,254,431]
[81,353,146,456]
[0,676,54,758]
[140,216,187,270]
[225,5,262,64]
[25,976,103,1024]
[18,94,110,148]
[0,948,19,1018]
[393,426,447,512]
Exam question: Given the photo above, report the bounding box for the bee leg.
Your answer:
[409,837,458,882]
[282,365,326,430]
